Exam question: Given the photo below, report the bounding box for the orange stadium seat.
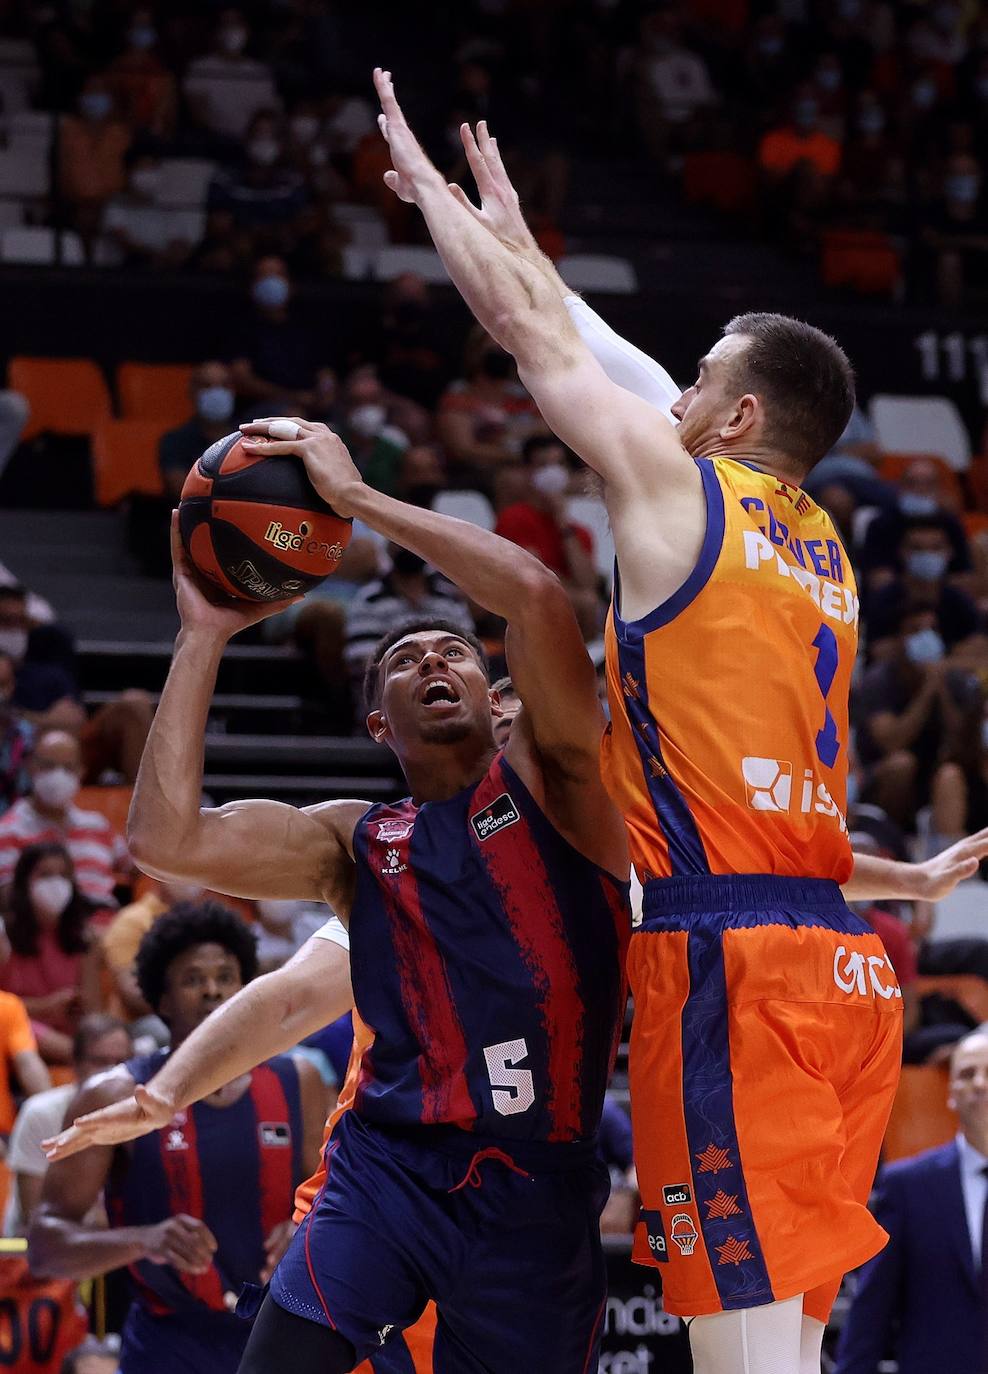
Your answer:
[821,229,901,297]
[682,151,756,214]
[965,455,988,513]
[117,361,194,424]
[8,355,111,440]
[882,1063,957,1163]
[91,417,168,506]
[877,451,965,508]
[76,783,133,838]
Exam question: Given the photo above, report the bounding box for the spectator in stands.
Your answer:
[0,652,33,816]
[103,152,201,271]
[834,1027,988,1374]
[30,902,325,1374]
[207,110,310,260]
[182,7,279,146]
[836,92,907,232]
[0,390,29,483]
[803,401,894,515]
[61,1334,122,1374]
[916,150,988,305]
[159,362,239,501]
[0,729,131,906]
[393,442,447,509]
[103,7,176,141]
[3,1014,131,1236]
[495,435,602,639]
[758,84,841,246]
[335,369,410,496]
[58,76,132,251]
[437,329,545,490]
[0,983,49,1140]
[342,362,431,447]
[932,701,988,856]
[0,843,104,1067]
[229,256,335,413]
[865,515,982,654]
[377,273,449,409]
[855,603,982,829]
[860,458,972,589]
[0,584,83,736]
[635,8,717,168]
[345,569,475,698]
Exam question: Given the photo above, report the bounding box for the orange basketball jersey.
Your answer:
[602,456,859,883]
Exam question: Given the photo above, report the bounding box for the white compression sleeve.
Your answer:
[687,1296,804,1374]
[564,295,681,419]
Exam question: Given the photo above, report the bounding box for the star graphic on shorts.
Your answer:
[716,1236,754,1266]
[706,1190,742,1221]
[695,1144,731,1174]
[647,755,666,779]
[622,672,640,700]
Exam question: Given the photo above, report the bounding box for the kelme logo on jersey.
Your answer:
[663,1183,692,1206]
[639,1209,668,1263]
[258,1122,292,1148]
[470,792,520,842]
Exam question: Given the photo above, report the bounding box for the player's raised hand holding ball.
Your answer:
[240,418,365,519]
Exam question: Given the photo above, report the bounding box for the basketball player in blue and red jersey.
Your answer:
[370,70,988,1374]
[42,417,631,1371]
[28,902,326,1374]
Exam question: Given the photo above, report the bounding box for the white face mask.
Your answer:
[30,875,74,918]
[219,25,247,55]
[33,767,80,809]
[349,404,387,438]
[130,166,160,198]
[531,463,570,497]
[0,627,28,661]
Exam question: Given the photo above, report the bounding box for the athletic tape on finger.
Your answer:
[268,420,301,441]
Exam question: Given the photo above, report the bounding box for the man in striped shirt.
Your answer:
[0,730,131,905]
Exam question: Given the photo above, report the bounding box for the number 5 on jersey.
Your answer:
[484,1038,535,1116]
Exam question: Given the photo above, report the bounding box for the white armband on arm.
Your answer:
[564,296,681,419]
[312,915,350,951]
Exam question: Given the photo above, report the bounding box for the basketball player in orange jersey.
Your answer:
[370,68,988,1374]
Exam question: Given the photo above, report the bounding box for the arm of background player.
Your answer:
[240,423,607,776]
[42,931,352,1163]
[841,829,988,901]
[29,1070,218,1279]
[373,69,692,502]
[127,517,360,902]
[449,120,681,415]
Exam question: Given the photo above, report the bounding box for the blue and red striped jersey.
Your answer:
[348,751,630,1143]
[106,1051,303,1316]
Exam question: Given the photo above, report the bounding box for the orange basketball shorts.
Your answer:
[628,874,902,1324]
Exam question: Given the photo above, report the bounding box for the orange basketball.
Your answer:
[178,432,352,602]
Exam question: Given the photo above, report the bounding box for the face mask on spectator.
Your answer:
[858,109,885,135]
[905,550,949,581]
[128,23,156,49]
[219,25,248,55]
[248,137,281,167]
[130,166,160,198]
[946,175,980,204]
[531,463,570,497]
[904,627,946,664]
[898,490,938,517]
[30,875,74,918]
[912,79,938,109]
[290,115,321,145]
[252,274,290,310]
[80,91,112,121]
[197,385,235,424]
[349,404,387,438]
[33,767,80,809]
[0,628,27,661]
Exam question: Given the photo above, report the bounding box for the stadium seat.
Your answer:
[682,151,756,214]
[374,245,450,283]
[568,494,615,583]
[0,225,83,265]
[340,244,372,280]
[3,109,53,140]
[870,395,971,471]
[8,356,111,440]
[821,229,901,297]
[91,417,169,506]
[117,362,194,424]
[153,158,216,208]
[0,201,24,229]
[556,254,637,294]
[882,1063,957,1163]
[0,146,49,197]
[433,489,495,530]
[876,451,964,508]
[76,784,134,838]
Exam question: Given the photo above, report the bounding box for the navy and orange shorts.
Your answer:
[628,873,902,1324]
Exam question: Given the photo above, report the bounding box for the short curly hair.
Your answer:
[135,901,258,1014]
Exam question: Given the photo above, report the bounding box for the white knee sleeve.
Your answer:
[799,1315,825,1374]
[687,1296,804,1374]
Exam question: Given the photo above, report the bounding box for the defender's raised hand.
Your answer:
[373,67,443,204]
[450,121,539,255]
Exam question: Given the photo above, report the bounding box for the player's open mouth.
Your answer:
[419,677,461,709]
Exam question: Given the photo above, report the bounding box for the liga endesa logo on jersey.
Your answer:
[470,793,521,842]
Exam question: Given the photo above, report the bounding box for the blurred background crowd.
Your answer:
[0,0,987,1371]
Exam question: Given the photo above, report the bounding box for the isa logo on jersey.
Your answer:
[741,756,793,813]
[639,1209,669,1263]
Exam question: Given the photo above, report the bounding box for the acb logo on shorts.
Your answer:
[638,1209,668,1263]
[663,1183,692,1206]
